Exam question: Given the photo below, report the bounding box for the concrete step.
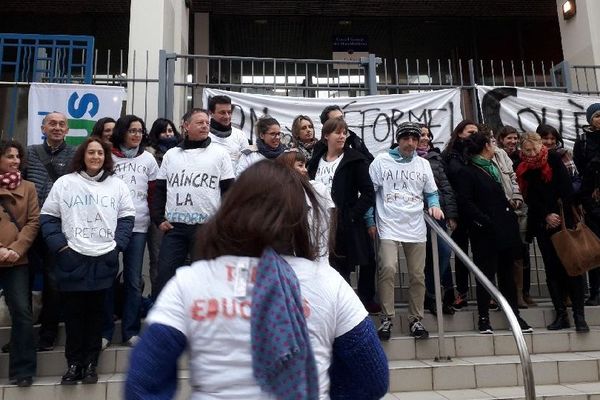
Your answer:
[385,382,600,399]
[382,329,600,361]
[388,350,600,392]
[371,304,600,334]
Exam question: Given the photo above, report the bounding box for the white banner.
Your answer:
[202,88,463,155]
[28,83,126,146]
[477,85,600,148]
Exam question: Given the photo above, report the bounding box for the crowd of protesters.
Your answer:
[0,94,599,399]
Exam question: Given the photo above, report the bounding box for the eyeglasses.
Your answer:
[127,129,144,135]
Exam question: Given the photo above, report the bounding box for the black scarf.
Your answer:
[257,139,285,159]
[210,119,232,138]
[181,137,211,149]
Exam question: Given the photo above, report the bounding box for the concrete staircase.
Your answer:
[0,303,597,399]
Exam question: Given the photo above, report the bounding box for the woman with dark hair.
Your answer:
[145,117,181,298]
[496,125,521,168]
[291,115,318,160]
[517,132,589,332]
[147,118,181,167]
[236,116,286,177]
[417,125,457,315]
[125,160,388,400]
[40,137,136,385]
[0,140,39,387]
[442,119,478,309]
[307,118,375,284]
[90,117,116,143]
[536,124,581,193]
[101,115,159,349]
[455,132,532,334]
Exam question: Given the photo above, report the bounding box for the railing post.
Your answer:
[561,61,573,93]
[361,53,381,95]
[467,59,480,123]
[158,50,176,120]
[431,229,451,362]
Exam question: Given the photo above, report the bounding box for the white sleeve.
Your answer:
[237,130,250,152]
[220,151,235,181]
[333,272,369,338]
[147,153,159,181]
[117,181,137,218]
[423,160,438,194]
[146,274,188,336]
[236,154,250,178]
[40,177,63,217]
[368,158,382,192]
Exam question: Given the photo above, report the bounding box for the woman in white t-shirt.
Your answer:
[235,117,286,177]
[41,137,136,386]
[102,115,159,349]
[125,160,388,400]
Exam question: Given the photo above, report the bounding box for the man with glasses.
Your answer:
[151,109,234,298]
[23,112,76,352]
[207,95,249,171]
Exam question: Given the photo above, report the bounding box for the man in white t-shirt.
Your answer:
[208,95,250,171]
[151,109,235,298]
[369,122,444,341]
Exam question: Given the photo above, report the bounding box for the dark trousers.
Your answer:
[471,236,519,318]
[585,215,600,296]
[521,243,531,295]
[62,290,105,366]
[1,265,36,379]
[535,229,585,312]
[357,235,377,303]
[154,223,200,299]
[29,234,60,345]
[451,224,471,295]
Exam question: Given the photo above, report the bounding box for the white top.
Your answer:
[369,153,437,242]
[157,145,234,225]
[112,151,159,233]
[148,255,367,400]
[309,181,335,260]
[209,126,250,171]
[314,154,344,192]
[41,172,136,256]
[235,150,265,178]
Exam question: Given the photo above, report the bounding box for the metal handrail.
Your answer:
[424,213,535,400]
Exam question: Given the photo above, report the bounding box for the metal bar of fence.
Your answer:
[424,213,536,400]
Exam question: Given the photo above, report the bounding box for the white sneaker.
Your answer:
[125,335,140,347]
[101,338,110,351]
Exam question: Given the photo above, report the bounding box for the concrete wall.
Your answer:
[127,0,189,125]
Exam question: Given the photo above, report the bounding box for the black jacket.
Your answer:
[455,162,521,253]
[573,128,600,220]
[307,146,375,271]
[521,151,575,241]
[423,148,458,219]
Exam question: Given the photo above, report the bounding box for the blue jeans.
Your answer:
[103,232,147,342]
[424,220,453,299]
[0,265,36,379]
[154,223,199,299]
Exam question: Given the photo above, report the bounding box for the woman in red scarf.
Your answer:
[516,132,589,332]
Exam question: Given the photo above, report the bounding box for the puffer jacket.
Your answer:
[423,148,458,219]
[24,141,76,207]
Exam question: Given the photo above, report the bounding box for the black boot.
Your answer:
[442,288,456,315]
[82,362,98,384]
[574,313,590,332]
[546,280,570,330]
[61,363,83,385]
[585,292,599,306]
[547,311,570,330]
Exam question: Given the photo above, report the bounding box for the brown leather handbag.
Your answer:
[551,201,600,277]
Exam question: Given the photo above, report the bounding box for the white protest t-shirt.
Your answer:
[309,180,335,260]
[369,153,438,242]
[209,126,250,171]
[157,145,234,225]
[148,255,367,400]
[314,153,344,192]
[41,172,136,256]
[235,150,265,178]
[113,151,159,233]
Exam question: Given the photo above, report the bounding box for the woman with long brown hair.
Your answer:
[126,160,388,399]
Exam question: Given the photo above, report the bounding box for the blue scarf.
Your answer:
[157,136,179,154]
[251,248,319,399]
[256,139,285,159]
[119,145,139,159]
